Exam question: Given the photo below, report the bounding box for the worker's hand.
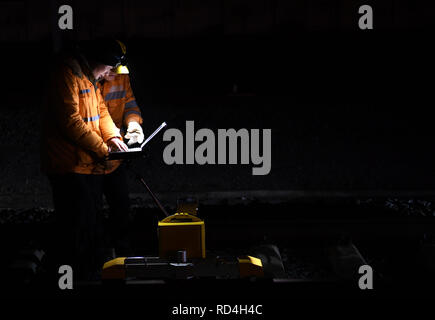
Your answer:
[107,137,129,152]
[125,121,144,146]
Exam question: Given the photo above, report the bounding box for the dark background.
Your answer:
[2,0,435,303]
[1,0,435,209]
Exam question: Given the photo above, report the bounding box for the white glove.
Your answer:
[124,121,144,146]
[114,126,121,137]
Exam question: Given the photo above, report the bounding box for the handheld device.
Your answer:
[108,122,167,160]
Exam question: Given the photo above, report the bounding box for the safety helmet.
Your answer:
[81,38,129,74]
[112,40,129,74]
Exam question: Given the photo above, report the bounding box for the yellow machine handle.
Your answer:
[160,212,203,223]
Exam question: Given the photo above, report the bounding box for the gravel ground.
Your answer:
[3,194,435,225]
[1,200,434,284]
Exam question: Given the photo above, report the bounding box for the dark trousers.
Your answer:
[48,173,104,281]
[103,164,132,256]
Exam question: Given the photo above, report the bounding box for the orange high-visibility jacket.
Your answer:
[42,56,121,175]
[98,74,143,173]
[98,74,143,130]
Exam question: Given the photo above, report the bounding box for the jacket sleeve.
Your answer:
[122,75,143,127]
[97,87,122,143]
[53,65,108,158]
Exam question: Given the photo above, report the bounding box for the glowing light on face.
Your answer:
[103,69,117,81]
[93,65,114,80]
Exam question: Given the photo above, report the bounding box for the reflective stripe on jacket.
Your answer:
[98,74,143,130]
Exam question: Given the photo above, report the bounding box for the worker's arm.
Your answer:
[52,65,108,158]
[122,75,144,145]
[98,88,129,152]
[98,86,121,142]
[122,75,143,128]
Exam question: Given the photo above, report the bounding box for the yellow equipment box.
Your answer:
[158,212,206,259]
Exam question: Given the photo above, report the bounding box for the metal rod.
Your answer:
[137,175,170,218]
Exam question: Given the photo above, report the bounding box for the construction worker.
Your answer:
[42,39,129,281]
[97,41,144,257]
